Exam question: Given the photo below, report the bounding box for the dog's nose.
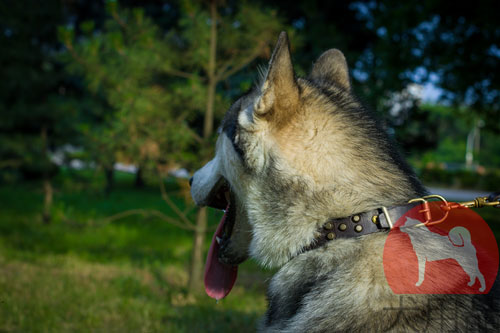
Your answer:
[189,177,193,187]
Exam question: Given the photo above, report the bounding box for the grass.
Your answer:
[0,255,266,332]
[0,171,270,332]
[0,170,499,332]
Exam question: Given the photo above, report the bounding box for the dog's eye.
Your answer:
[230,128,244,159]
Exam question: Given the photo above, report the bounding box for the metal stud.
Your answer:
[352,215,360,223]
[372,215,378,224]
[324,222,333,230]
[354,225,363,233]
[338,223,347,231]
[327,232,336,240]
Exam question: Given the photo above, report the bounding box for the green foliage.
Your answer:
[405,104,500,170]
[419,168,500,191]
[62,5,197,171]
[0,0,79,181]
[410,104,500,188]
[367,0,500,128]
[171,0,292,79]
[61,0,291,175]
[478,130,500,168]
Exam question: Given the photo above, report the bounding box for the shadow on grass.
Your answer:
[164,303,262,332]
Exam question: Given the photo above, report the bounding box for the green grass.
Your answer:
[1,171,499,332]
[0,172,269,332]
[0,255,266,332]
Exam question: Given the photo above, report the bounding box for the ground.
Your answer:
[0,170,498,332]
[0,171,270,332]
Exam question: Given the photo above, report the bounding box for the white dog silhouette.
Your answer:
[400,217,485,292]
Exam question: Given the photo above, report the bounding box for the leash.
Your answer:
[408,192,500,227]
[306,192,500,251]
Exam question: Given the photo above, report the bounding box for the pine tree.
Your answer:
[61,0,291,292]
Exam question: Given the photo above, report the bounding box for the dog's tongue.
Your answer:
[204,204,238,300]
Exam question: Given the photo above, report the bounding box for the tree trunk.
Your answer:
[104,165,115,195]
[134,166,145,188]
[42,178,53,224]
[203,0,217,138]
[41,125,52,224]
[187,207,207,292]
[188,0,218,294]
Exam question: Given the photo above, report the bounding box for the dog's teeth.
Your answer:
[216,236,222,244]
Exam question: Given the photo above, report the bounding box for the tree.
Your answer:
[61,0,290,292]
[0,0,81,222]
[170,0,291,291]
[61,6,197,190]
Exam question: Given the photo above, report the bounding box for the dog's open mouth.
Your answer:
[206,179,235,242]
[204,178,238,300]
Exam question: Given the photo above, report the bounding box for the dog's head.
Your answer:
[191,32,423,297]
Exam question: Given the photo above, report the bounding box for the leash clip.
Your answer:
[457,192,500,209]
[408,195,450,226]
[408,192,500,227]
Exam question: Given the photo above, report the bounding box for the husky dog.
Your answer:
[191,32,499,332]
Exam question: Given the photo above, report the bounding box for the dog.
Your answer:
[401,217,486,292]
[191,32,499,332]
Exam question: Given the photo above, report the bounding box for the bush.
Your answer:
[419,167,500,191]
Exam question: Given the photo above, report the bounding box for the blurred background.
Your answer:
[1,0,499,331]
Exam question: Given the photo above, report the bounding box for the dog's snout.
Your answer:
[189,177,193,187]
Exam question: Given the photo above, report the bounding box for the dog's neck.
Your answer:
[247,172,425,268]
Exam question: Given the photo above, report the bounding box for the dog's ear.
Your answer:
[310,49,351,91]
[254,31,299,119]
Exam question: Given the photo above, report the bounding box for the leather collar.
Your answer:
[303,202,424,252]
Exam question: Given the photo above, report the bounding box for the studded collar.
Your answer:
[302,202,424,253]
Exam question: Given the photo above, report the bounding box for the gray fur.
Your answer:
[191,32,499,332]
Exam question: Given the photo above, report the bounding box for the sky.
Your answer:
[422,83,443,102]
